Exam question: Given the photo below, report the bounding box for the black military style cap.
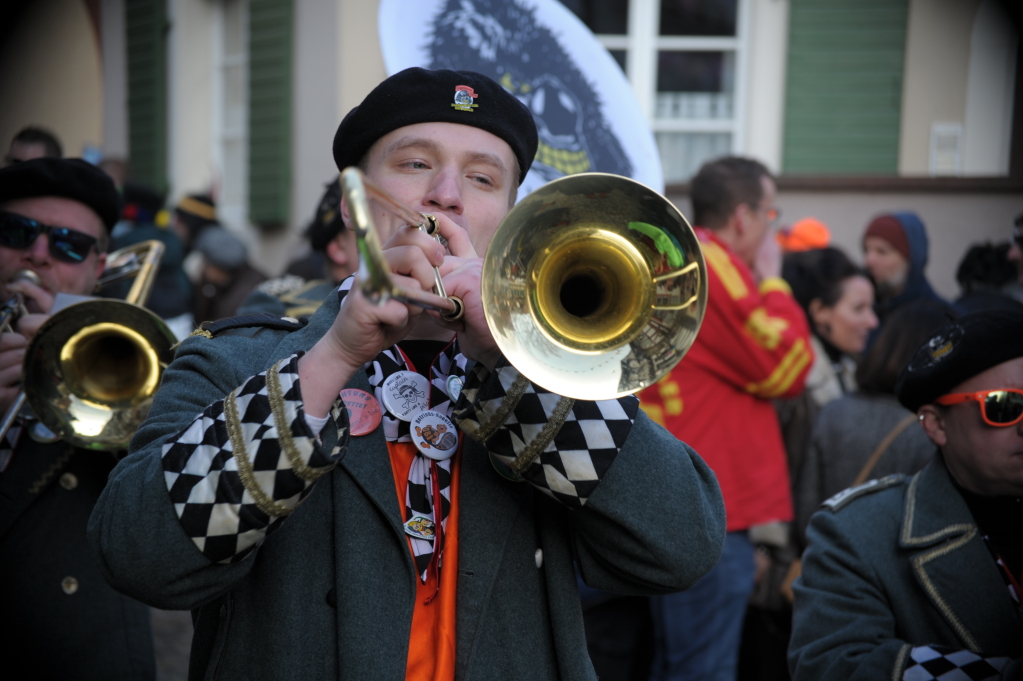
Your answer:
[333,67,538,184]
[896,309,1023,412]
[0,157,121,232]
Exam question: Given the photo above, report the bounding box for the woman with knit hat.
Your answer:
[862,212,944,347]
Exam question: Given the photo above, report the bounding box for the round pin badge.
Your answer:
[410,409,459,460]
[446,375,464,402]
[381,371,431,421]
[339,388,383,436]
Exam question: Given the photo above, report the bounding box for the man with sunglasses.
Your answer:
[789,309,1023,680]
[0,158,156,679]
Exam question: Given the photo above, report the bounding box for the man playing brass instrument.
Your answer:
[0,158,156,679]
[90,68,726,680]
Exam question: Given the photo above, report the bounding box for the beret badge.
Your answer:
[909,325,963,372]
[452,85,479,112]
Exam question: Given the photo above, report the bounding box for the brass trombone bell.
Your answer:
[482,173,707,400]
[22,240,177,450]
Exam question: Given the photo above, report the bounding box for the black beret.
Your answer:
[0,157,121,232]
[896,309,1023,412]
[333,68,538,185]
[305,177,344,252]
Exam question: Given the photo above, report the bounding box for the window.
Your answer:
[215,0,248,230]
[561,0,747,184]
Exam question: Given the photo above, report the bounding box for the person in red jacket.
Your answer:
[641,156,812,681]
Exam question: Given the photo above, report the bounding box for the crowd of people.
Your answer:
[0,67,1020,681]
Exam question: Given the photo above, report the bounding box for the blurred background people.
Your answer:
[110,182,193,339]
[192,225,266,323]
[775,217,830,254]
[794,299,957,542]
[954,242,1023,313]
[784,247,878,406]
[171,193,219,254]
[241,176,357,318]
[5,126,63,165]
[862,212,943,345]
[640,156,811,681]
[1009,214,1023,301]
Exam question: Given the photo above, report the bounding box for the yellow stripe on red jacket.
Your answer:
[639,228,812,532]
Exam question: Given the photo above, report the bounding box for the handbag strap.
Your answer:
[852,413,918,487]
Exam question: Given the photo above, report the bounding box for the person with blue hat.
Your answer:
[790,309,1023,680]
[90,68,726,680]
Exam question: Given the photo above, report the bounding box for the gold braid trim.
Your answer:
[224,386,295,517]
[189,328,214,339]
[177,196,217,220]
[891,644,912,681]
[510,396,575,474]
[265,359,323,482]
[28,446,76,495]
[462,371,530,443]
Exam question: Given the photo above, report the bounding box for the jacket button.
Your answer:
[535,548,543,569]
[62,577,79,594]
[326,588,337,608]
[59,473,78,490]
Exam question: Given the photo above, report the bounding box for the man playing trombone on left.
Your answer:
[0,158,156,679]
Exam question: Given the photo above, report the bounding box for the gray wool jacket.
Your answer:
[790,456,1023,681]
[88,290,726,681]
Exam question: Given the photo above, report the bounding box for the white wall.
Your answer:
[963,0,1018,176]
[269,0,344,274]
[101,0,129,159]
[742,0,789,173]
[167,0,217,202]
[0,0,104,158]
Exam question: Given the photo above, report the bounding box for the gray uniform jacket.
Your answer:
[790,455,1023,681]
[89,289,726,680]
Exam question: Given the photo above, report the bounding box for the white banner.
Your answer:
[379,0,664,197]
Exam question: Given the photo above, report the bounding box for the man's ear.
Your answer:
[94,251,107,283]
[340,195,351,229]
[731,203,752,236]
[918,405,947,447]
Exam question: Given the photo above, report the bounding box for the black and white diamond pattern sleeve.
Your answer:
[902,645,1012,681]
[161,353,349,563]
[453,358,639,507]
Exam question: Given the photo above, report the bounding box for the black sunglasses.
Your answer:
[0,211,99,264]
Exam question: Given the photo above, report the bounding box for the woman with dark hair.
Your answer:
[782,247,878,406]
[793,299,957,539]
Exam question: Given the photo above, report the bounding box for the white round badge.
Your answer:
[445,375,464,402]
[381,371,431,421]
[410,410,459,460]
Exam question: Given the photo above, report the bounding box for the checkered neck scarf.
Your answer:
[365,339,468,588]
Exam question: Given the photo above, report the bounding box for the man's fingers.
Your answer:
[382,245,445,293]
[381,227,446,266]
[0,361,25,390]
[430,213,477,259]
[15,313,49,340]
[0,332,28,353]
[7,280,54,315]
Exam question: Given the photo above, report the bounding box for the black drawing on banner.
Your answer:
[427,0,633,182]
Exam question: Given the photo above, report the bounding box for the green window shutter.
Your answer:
[782,0,908,174]
[125,0,168,191]
[248,0,293,227]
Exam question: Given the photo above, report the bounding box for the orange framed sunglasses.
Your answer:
[935,388,1023,427]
